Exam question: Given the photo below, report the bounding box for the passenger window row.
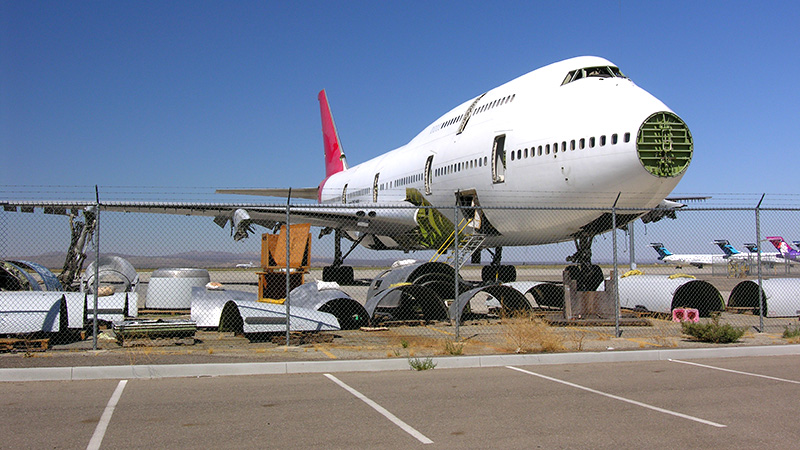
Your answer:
[435,94,516,132]
[434,156,489,178]
[509,132,631,161]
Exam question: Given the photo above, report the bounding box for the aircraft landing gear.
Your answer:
[565,229,604,291]
[320,228,361,285]
[480,247,517,283]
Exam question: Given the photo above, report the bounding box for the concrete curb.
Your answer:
[3,344,800,382]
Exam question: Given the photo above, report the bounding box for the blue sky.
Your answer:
[1,1,799,259]
[3,0,798,199]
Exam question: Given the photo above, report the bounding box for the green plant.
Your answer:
[408,357,436,371]
[400,339,409,349]
[444,340,464,355]
[782,325,800,340]
[681,317,746,344]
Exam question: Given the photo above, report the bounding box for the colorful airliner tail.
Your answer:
[318,89,349,178]
[650,242,672,260]
[744,243,759,253]
[713,240,740,257]
[766,236,799,259]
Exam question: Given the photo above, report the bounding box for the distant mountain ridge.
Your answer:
[3,251,401,270]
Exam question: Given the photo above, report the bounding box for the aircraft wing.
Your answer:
[1,200,420,241]
[216,188,319,199]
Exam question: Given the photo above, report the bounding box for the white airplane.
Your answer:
[649,242,728,269]
[735,243,792,267]
[3,56,693,286]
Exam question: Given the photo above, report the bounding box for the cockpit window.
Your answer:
[561,66,628,85]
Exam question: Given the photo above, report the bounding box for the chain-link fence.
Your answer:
[1,189,799,357]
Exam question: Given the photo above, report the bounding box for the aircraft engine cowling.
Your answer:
[230,208,255,241]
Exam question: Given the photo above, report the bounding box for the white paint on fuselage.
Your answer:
[319,56,688,248]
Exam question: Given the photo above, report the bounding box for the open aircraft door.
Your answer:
[492,134,506,183]
[424,155,434,195]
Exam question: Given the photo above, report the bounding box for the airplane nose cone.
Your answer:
[636,111,693,177]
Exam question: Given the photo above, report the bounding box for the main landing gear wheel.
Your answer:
[564,264,603,291]
[323,266,354,285]
[481,265,516,283]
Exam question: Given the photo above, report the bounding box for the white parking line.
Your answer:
[506,366,726,428]
[87,379,128,450]
[669,359,800,384]
[324,373,433,444]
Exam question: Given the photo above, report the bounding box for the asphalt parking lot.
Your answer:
[3,354,799,449]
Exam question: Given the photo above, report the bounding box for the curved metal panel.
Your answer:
[449,285,531,321]
[617,275,723,317]
[4,262,41,291]
[191,287,255,328]
[503,281,564,308]
[11,260,62,291]
[0,292,66,333]
[84,255,139,293]
[729,279,800,317]
[190,287,340,332]
[367,261,458,301]
[290,282,368,329]
[364,284,446,322]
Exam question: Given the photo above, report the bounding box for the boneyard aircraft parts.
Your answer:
[86,292,139,324]
[616,275,724,317]
[288,282,368,330]
[0,261,40,291]
[367,261,466,302]
[82,255,139,294]
[728,278,800,317]
[364,283,448,323]
[449,284,531,322]
[190,287,340,334]
[8,261,62,291]
[502,281,565,309]
[0,292,67,334]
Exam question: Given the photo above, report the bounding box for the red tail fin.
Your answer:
[318,90,348,178]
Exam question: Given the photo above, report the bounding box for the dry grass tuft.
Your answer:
[502,311,565,353]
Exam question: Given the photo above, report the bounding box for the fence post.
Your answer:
[92,185,100,350]
[285,189,292,346]
[612,193,621,338]
[628,221,636,270]
[755,193,765,333]
[453,203,460,341]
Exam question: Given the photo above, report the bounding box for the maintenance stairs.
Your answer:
[429,218,485,270]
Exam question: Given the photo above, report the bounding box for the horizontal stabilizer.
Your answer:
[216,188,319,200]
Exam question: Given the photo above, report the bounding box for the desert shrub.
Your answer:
[782,326,800,341]
[681,317,745,343]
[408,357,436,371]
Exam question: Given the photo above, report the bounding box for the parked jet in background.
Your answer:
[649,242,724,268]
[766,237,800,262]
[742,243,791,266]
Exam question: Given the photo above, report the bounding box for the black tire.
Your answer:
[482,265,499,283]
[323,266,354,284]
[499,265,517,282]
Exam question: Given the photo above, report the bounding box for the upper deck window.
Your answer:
[561,66,628,86]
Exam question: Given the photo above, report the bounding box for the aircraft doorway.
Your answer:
[373,173,380,202]
[492,135,506,183]
[424,155,434,195]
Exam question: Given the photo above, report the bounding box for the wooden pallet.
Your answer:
[0,338,49,353]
